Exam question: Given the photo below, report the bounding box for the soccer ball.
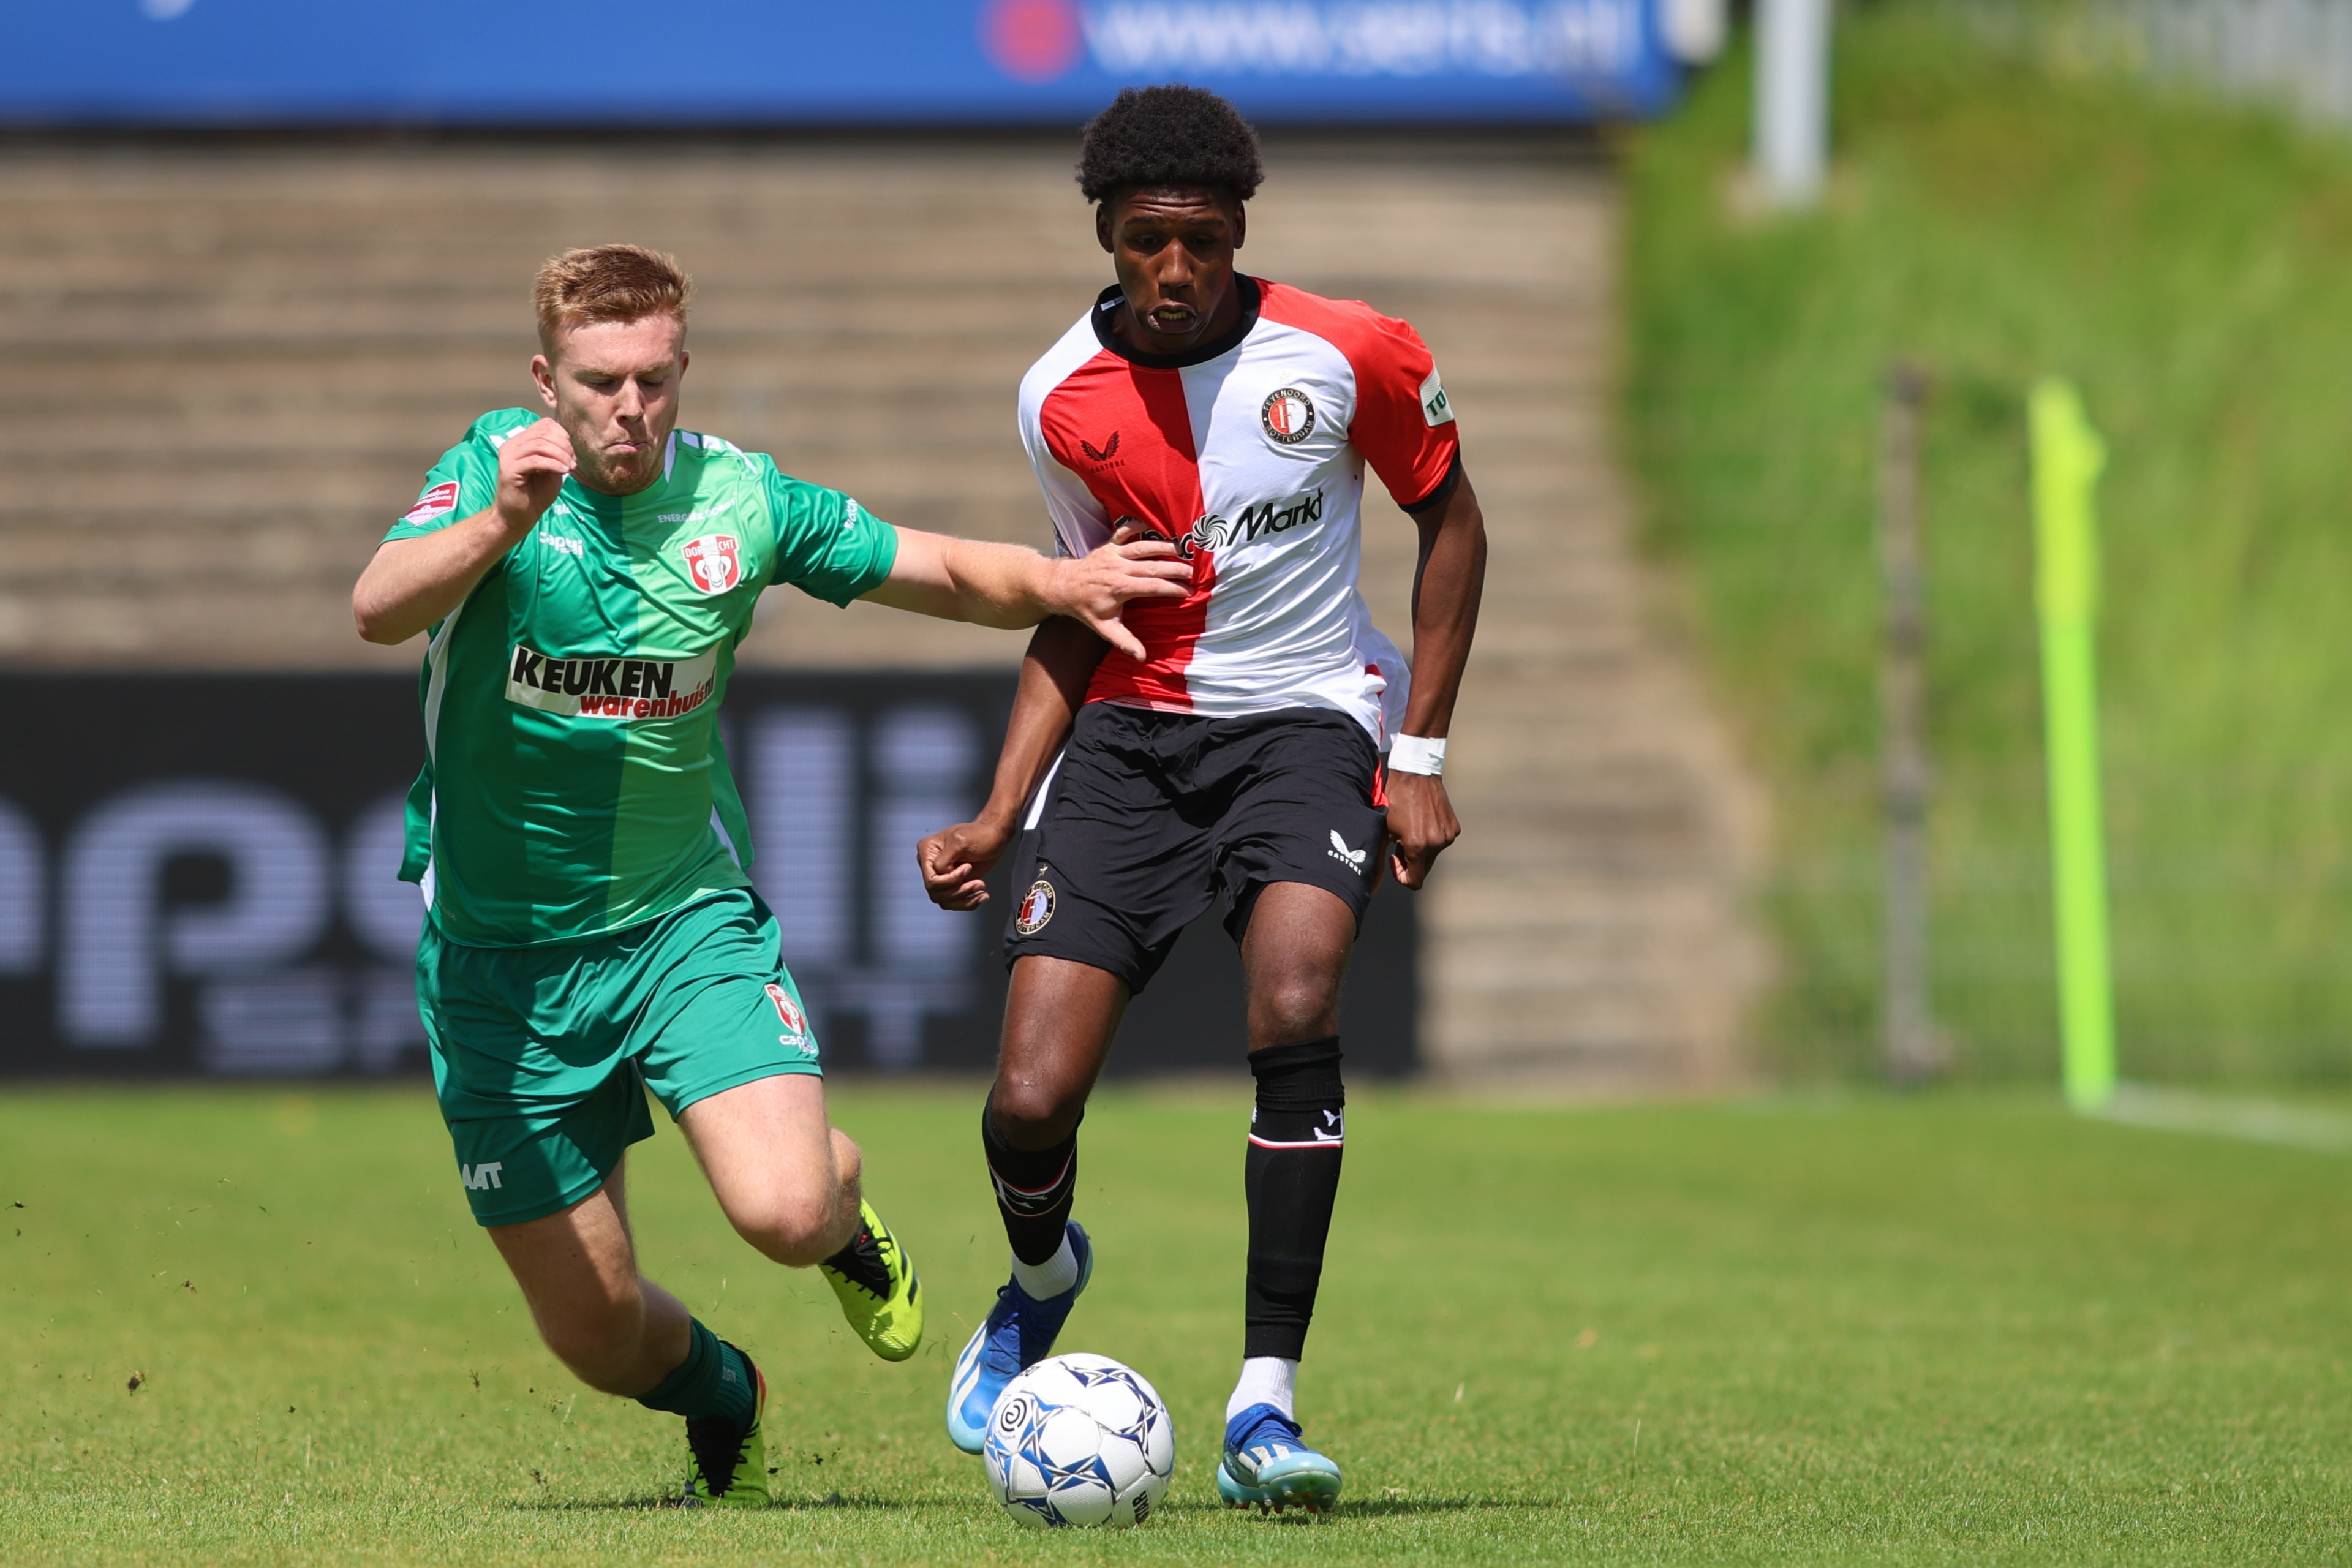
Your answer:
[982,1353,1174,1528]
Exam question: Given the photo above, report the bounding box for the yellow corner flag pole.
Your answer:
[2028,378,2117,1112]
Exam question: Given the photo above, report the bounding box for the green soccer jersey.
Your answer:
[385,408,899,948]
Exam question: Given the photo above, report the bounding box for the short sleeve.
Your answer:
[1021,409,1112,562]
[758,459,900,606]
[1017,322,1118,560]
[1349,315,1461,511]
[383,415,513,543]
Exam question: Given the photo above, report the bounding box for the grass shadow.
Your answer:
[1335,1497,1493,1516]
[505,1492,971,1514]
[1156,1495,1525,1520]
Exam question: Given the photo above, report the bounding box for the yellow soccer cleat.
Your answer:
[681,1345,769,1509]
[819,1199,924,1362]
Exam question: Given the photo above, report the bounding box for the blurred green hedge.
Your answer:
[1626,4,2352,1083]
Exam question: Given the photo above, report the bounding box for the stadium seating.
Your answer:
[0,132,1762,1088]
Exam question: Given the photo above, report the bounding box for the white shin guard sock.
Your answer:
[1226,1356,1299,1423]
[1008,1232,1079,1300]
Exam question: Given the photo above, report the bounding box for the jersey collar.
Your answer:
[1090,274,1261,369]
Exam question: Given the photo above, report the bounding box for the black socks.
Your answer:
[1243,1036,1346,1362]
[982,1101,1081,1267]
[978,1037,1345,1357]
[636,1317,755,1427]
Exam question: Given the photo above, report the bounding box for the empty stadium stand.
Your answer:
[0,132,1765,1088]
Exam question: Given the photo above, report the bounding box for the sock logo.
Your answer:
[1246,1109,1346,1150]
[989,1149,1075,1216]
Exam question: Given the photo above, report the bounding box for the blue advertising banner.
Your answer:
[0,1,1680,126]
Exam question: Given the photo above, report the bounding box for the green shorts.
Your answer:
[419,887,822,1227]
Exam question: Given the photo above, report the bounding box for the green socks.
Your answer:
[636,1317,755,1427]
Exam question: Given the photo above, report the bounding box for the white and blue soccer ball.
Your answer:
[982,1352,1174,1528]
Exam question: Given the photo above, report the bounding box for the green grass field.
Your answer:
[4,1085,2349,1564]
[1625,8,2352,1082]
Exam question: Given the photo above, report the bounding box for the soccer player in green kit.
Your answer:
[350,245,1188,1506]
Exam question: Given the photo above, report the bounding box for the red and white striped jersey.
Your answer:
[1018,276,1461,745]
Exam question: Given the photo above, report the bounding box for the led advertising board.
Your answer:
[0,0,1681,125]
[0,674,1417,1078]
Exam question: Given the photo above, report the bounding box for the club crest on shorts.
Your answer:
[680,533,742,594]
[1261,386,1316,445]
[764,982,807,1045]
[1015,879,1057,935]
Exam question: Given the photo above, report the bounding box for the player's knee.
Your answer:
[729,1190,840,1268]
[988,1080,1084,1148]
[1251,973,1340,1044]
[830,1126,862,1191]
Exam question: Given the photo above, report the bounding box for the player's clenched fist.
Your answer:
[492,417,578,536]
[918,818,1013,913]
[1383,770,1461,889]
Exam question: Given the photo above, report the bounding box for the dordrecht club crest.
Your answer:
[681,533,742,594]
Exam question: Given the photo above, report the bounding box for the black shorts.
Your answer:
[1002,703,1389,994]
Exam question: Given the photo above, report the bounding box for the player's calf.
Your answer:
[532,1290,684,1397]
[982,1098,1084,1264]
[1214,1035,1348,1512]
[1241,1036,1346,1365]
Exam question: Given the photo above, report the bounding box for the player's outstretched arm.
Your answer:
[858,530,1187,661]
[1387,469,1489,889]
[917,616,1108,911]
[354,418,575,644]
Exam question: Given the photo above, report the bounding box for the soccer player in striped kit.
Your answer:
[919,86,1487,1511]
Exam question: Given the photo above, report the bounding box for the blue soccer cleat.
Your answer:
[944,1221,1093,1454]
[1218,1402,1343,1513]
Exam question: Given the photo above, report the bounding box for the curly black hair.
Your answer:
[1076,85,1264,206]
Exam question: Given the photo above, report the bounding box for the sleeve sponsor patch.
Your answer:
[401,481,461,526]
[1419,369,1455,428]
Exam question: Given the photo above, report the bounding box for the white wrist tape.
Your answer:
[1387,734,1447,777]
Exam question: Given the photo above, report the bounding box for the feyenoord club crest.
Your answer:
[681,533,741,594]
[1015,880,1057,935]
[1261,386,1316,445]
[765,983,807,1042]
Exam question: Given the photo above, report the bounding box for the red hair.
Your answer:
[532,244,692,353]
